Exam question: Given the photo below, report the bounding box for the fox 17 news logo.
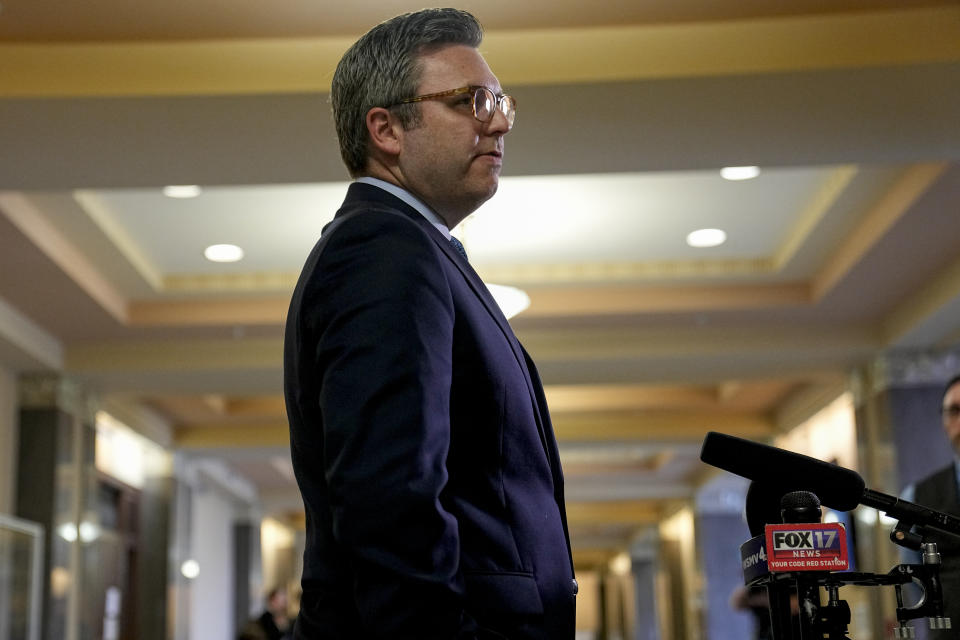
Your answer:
[764,522,849,572]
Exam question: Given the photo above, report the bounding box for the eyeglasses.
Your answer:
[942,404,960,421]
[391,85,516,129]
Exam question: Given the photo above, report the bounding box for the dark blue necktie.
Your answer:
[449,236,469,262]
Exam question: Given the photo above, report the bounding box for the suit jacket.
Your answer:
[284,182,576,640]
[914,462,960,640]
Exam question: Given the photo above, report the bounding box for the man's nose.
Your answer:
[485,106,512,135]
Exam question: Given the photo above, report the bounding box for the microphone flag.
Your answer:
[764,522,849,572]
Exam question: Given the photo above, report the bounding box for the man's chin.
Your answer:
[475,186,498,211]
[466,178,499,206]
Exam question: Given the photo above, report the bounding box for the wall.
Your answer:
[774,392,858,471]
[659,508,699,640]
[260,518,295,600]
[889,384,953,489]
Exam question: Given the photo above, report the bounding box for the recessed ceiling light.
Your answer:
[204,244,244,263]
[720,166,760,181]
[163,185,202,198]
[686,228,727,248]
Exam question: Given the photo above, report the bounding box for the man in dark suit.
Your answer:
[284,8,576,639]
[902,374,960,638]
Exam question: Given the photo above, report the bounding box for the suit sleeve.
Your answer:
[304,211,474,639]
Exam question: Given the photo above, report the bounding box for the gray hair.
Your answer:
[331,8,484,177]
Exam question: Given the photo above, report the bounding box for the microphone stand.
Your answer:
[703,432,959,637]
[759,491,854,640]
[749,515,954,639]
[763,572,848,640]
[887,520,952,636]
[764,574,797,640]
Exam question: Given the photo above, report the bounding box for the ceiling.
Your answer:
[1,0,959,567]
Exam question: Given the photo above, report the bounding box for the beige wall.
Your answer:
[0,366,16,514]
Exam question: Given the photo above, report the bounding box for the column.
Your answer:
[630,532,662,640]
[16,374,98,640]
[695,475,753,640]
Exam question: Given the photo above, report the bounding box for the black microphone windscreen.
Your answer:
[780,490,822,524]
[700,431,865,512]
[745,481,787,536]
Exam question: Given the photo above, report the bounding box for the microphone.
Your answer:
[701,431,864,511]
[701,431,960,536]
[780,490,822,524]
[718,435,952,636]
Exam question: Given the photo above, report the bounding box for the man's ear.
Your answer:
[365,107,403,157]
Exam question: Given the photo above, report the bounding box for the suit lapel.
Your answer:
[424,228,555,463]
[338,184,555,466]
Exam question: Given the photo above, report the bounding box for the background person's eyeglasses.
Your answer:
[391,86,516,129]
[941,404,960,421]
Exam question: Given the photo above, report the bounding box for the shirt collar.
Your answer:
[355,177,451,239]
